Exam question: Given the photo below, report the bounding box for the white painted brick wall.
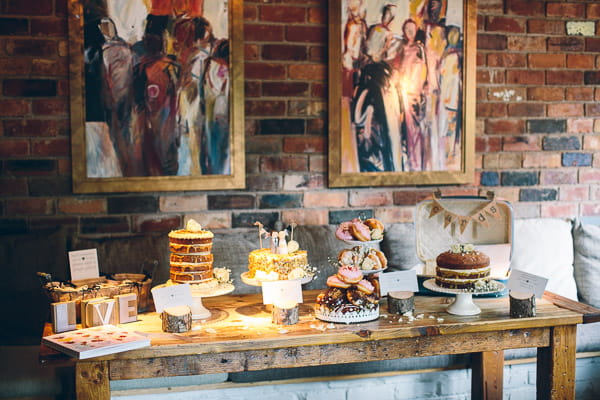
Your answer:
[113,357,600,400]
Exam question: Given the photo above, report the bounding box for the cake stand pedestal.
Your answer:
[240,272,313,286]
[423,279,505,316]
[189,282,235,320]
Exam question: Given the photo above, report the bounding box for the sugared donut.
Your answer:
[373,249,388,269]
[350,220,371,241]
[335,221,354,241]
[327,275,351,289]
[338,248,357,266]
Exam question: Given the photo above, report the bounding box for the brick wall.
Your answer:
[1,0,600,237]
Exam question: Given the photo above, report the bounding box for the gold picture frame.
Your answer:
[69,0,245,193]
[328,0,476,187]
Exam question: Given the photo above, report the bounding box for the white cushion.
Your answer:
[511,218,578,300]
[572,218,600,307]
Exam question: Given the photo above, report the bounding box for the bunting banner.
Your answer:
[428,196,502,234]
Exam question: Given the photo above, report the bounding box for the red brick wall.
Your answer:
[1,0,599,236]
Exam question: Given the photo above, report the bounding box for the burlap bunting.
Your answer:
[428,196,502,234]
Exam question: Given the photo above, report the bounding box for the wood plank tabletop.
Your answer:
[53,290,578,361]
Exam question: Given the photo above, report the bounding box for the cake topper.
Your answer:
[253,221,267,248]
[277,231,288,255]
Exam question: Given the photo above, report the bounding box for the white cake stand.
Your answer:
[341,238,383,248]
[240,272,313,286]
[423,279,505,316]
[189,282,234,320]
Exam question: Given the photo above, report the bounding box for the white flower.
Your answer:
[213,267,231,283]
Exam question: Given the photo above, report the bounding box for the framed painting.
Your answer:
[68,0,245,193]
[328,0,476,187]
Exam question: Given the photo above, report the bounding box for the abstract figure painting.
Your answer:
[69,0,244,192]
[328,0,476,187]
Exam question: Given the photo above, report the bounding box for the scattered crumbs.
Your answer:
[437,318,444,323]
[381,314,388,318]
[407,316,415,322]
[204,328,217,334]
[326,323,336,329]
[402,311,413,317]
[191,326,202,331]
[279,329,289,334]
[428,315,435,319]
[416,314,424,319]
[389,320,393,323]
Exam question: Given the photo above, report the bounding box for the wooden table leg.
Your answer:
[537,325,577,400]
[76,360,110,400]
[472,350,504,399]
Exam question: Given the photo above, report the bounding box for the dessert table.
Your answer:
[40,290,600,400]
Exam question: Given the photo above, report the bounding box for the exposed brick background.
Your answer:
[1,0,600,237]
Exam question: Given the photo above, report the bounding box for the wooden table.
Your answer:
[40,290,600,400]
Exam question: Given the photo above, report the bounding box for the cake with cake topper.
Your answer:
[246,222,314,282]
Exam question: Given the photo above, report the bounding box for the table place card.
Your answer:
[262,280,303,307]
[68,249,100,281]
[507,269,548,299]
[151,284,194,313]
[379,270,419,296]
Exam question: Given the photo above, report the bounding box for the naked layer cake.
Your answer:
[168,220,215,284]
[435,244,491,290]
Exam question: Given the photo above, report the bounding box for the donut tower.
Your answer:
[314,264,380,322]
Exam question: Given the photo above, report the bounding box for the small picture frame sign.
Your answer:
[68,248,100,282]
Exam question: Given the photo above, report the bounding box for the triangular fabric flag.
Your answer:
[485,200,502,220]
[443,211,457,228]
[457,216,470,234]
[429,199,443,218]
[475,211,490,228]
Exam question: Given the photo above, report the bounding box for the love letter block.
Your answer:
[51,301,77,333]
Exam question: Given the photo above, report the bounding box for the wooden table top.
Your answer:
[58,290,580,361]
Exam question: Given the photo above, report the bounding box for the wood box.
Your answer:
[41,273,152,315]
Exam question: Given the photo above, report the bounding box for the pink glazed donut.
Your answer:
[337,265,363,284]
[335,221,354,241]
[326,275,351,289]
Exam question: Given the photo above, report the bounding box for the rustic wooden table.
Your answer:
[40,290,600,400]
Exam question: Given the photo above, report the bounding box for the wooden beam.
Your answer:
[76,361,110,400]
[472,351,504,399]
[536,325,577,400]
[109,328,549,380]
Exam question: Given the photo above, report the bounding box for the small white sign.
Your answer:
[507,269,548,299]
[262,280,303,307]
[151,284,194,313]
[379,270,419,296]
[68,249,100,281]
